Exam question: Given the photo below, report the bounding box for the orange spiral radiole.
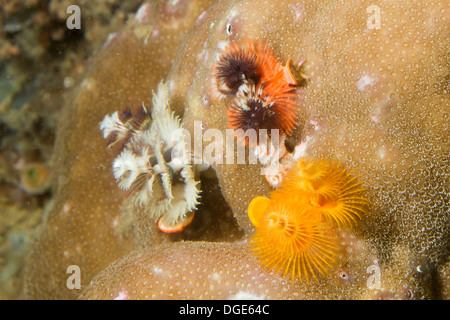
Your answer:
[281,159,368,228]
[248,193,338,281]
[247,158,368,281]
[211,38,299,146]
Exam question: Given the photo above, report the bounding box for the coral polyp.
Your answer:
[248,192,338,281]
[281,159,368,228]
[19,163,51,195]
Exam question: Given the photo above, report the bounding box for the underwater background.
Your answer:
[0,0,448,300]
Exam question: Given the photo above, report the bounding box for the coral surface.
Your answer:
[80,234,380,300]
[22,0,220,299]
[4,0,447,300]
[1,0,138,299]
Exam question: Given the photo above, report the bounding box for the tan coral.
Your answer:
[168,0,449,268]
[80,231,385,300]
[23,0,449,300]
[24,0,218,299]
